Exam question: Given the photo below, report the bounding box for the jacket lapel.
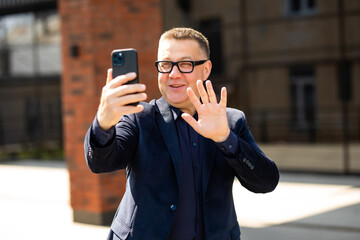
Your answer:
[154,97,182,189]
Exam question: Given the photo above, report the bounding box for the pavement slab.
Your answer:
[1,160,359,240]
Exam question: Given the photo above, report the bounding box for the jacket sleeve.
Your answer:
[224,109,279,193]
[84,114,139,173]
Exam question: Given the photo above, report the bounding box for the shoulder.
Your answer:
[139,100,157,113]
[226,107,247,129]
[125,99,158,121]
[226,107,246,122]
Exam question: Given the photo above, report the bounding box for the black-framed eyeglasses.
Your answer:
[155,60,208,73]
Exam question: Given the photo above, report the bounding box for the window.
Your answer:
[285,0,317,16]
[290,67,316,131]
[199,19,224,76]
[0,11,60,77]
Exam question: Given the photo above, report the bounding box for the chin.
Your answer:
[165,94,185,103]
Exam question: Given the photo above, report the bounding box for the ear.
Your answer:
[203,60,212,79]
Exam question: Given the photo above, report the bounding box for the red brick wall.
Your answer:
[59,0,163,225]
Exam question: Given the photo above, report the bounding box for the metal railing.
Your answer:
[247,105,360,143]
[0,75,62,159]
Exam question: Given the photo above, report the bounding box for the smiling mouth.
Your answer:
[170,84,184,88]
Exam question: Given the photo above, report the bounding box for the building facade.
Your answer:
[0,0,62,155]
[1,0,359,154]
[164,0,360,143]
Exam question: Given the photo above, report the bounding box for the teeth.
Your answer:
[172,85,182,88]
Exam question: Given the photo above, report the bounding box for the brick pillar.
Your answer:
[59,0,163,225]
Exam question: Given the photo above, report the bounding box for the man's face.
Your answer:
[157,39,211,114]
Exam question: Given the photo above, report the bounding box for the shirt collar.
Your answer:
[170,106,198,121]
[170,106,182,121]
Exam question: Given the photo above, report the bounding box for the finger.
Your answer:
[219,87,227,108]
[117,104,145,115]
[109,72,137,89]
[106,68,113,85]
[113,83,146,98]
[181,113,200,132]
[187,87,202,110]
[196,80,209,103]
[112,92,147,106]
[205,80,217,103]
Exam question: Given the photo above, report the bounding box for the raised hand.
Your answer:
[97,69,147,131]
[181,80,230,143]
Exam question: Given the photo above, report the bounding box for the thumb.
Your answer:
[106,68,113,85]
[181,113,200,132]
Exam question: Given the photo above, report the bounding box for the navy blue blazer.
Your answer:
[84,97,279,240]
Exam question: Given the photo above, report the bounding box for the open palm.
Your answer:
[182,80,230,143]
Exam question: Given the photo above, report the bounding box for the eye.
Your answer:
[179,61,193,68]
[160,62,172,68]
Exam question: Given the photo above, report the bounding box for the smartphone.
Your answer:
[111,48,139,105]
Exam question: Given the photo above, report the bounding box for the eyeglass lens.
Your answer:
[157,61,194,73]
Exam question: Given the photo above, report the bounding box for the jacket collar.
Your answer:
[154,97,182,189]
[154,97,216,192]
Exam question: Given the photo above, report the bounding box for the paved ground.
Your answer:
[0,160,360,240]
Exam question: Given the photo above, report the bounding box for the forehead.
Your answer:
[157,39,204,60]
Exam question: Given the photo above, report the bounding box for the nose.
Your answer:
[168,64,182,78]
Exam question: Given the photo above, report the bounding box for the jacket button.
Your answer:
[88,148,93,159]
[170,204,177,211]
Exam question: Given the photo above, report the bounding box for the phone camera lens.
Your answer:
[113,52,124,66]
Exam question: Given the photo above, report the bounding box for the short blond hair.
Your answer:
[159,27,210,59]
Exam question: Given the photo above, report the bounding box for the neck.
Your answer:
[179,106,196,116]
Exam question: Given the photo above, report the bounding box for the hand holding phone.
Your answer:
[96,49,147,131]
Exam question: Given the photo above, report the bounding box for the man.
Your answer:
[85,27,279,240]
